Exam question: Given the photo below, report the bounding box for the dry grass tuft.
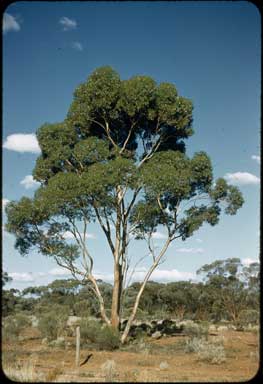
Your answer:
[101,359,117,382]
[3,361,42,382]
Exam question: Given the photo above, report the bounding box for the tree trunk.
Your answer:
[88,274,110,325]
[121,238,171,344]
[111,262,122,330]
[110,185,123,330]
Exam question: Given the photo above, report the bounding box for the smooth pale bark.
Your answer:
[121,238,171,344]
[111,262,123,329]
[88,274,110,325]
[110,185,123,330]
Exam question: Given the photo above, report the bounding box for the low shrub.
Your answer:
[238,309,259,326]
[3,314,30,341]
[11,313,31,329]
[184,337,226,364]
[80,319,101,344]
[184,337,204,353]
[184,322,209,339]
[96,325,120,351]
[101,360,117,381]
[197,342,226,364]
[38,312,67,341]
[80,319,120,350]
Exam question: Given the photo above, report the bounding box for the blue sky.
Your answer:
[2,1,260,290]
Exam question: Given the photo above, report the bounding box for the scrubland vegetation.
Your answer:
[2,257,259,382]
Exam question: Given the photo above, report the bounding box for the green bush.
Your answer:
[73,301,92,317]
[80,319,120,350]
[96,325,120,351]
[184,322,209,339]
[80,319,101,343]
[3,314,30,341]
[38,312,67,341]
[14,313,31,329]
[238,309,259,326]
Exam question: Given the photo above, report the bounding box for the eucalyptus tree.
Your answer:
[197,258,250,323]
[5,66,244,343]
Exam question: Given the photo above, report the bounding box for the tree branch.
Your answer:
[120,121,136,154]
[93,204,115,255]
[121,236,172,343]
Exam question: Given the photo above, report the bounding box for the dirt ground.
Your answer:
[2,327,260,382]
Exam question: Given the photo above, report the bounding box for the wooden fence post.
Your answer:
[76,325,80,367]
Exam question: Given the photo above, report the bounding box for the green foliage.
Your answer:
[117,75,156,118]
[196,258,253,323]
[210,179,244,215]
[183,322,209,339]
[141,151,192,197]
[2,260,258,328]
[3,314,30,341]
[38,312,67,341]
[14,313,31,329]
[80,319,120,350]
[238,309,259,326]
[80,318,101,343]
[2,284,38,316]
[96,326,120,350]
[6,67,244,255]
[68,66,121,127]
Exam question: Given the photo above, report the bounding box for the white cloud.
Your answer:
[176,247,204,254]
[224,172,260,185]
[72,41,83,51]
[3,133,41,154]
[242,258,259,266]
[86,233,96,239]
[20,175,40,189]
[62,231,96,240]
[62,231,75,239]
[35,272,46,278]
[196,238,203,243]
[251,155,260,164]
[94,272,114,282]
[48,268,71,276]
[9,272,34,282]
[151,269,195,281]
[93,268,195,283]
[3,13,21,33]
[131,268,195,282]
[59,16,77,31]
[152,231,167,240]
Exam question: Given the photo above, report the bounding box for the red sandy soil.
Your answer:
[2,327,259,382]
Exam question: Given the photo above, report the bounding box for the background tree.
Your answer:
[5,66,244,343]
[197,258,252,323]
[159,281,202,320]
